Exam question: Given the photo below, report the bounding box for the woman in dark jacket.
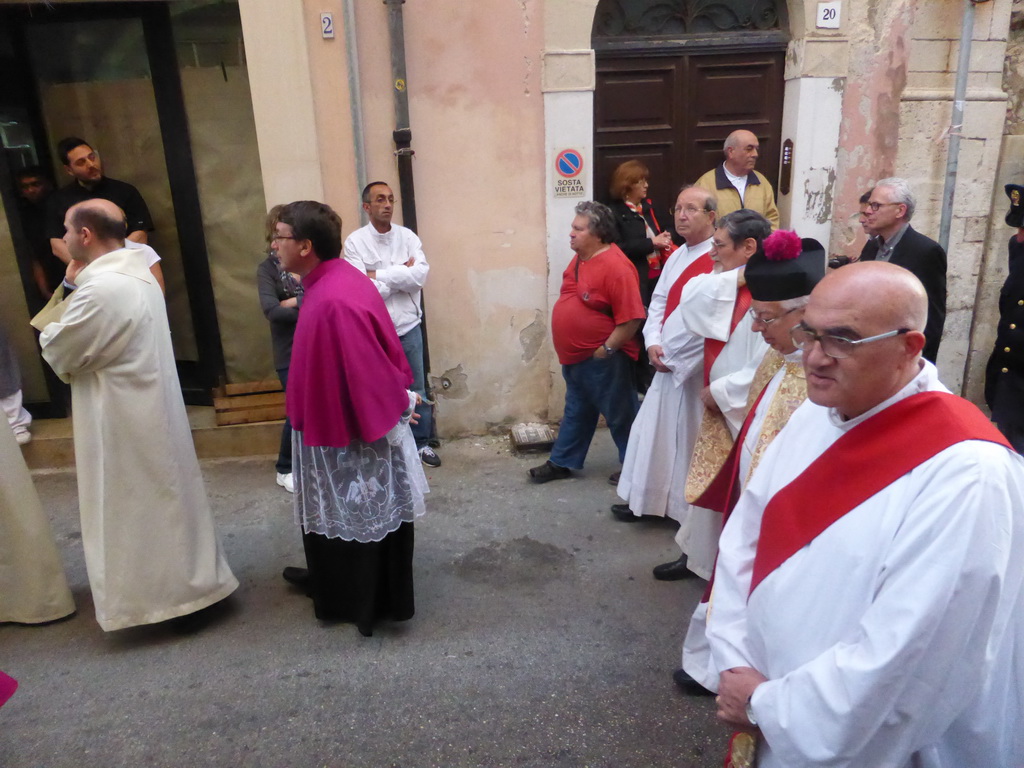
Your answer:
[607,159,676,306]
[608,160,676,394]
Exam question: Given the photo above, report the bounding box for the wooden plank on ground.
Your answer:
[215,404,286,426]
[213,392,285,412]
[220,380,283,397]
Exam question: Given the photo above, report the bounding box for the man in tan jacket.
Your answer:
[696,129,779,229]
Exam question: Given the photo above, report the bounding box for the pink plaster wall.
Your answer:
[354,0,550,434]
[830,0,913,259]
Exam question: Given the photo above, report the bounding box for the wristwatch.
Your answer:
[745,695,758,727]
[602,344,616,356]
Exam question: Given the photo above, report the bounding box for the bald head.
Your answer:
[723,130,760,175]
[816,262,927,333]
[801,261,928,419]
[64,199,128,263]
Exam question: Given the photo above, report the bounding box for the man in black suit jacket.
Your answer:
[858,177,947,362]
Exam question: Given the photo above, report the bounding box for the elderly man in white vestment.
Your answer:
[631,210,769,583]
[40,199,237,632]
[674,233,823,697]
[613,185,716,523]
[709,262,1024,768]
[0,421,75,625]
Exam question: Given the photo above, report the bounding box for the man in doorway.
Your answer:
[696,130,779,229]
[13,166,61,303]
[613,185,716,522]
[46,136,154,266]
[858,177,946,363]
[709,262,1024,767]
[345,181,439,468]
[39,198,237,631]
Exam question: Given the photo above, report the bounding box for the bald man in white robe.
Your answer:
[709,262,1024,768]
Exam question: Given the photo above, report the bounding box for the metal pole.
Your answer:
[383,0,435,438]
[384,0,417,233]
[938,0,982,253]
[342,0,367,209]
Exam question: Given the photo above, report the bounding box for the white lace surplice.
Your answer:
[293,411,429,543]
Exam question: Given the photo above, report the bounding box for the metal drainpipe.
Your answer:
[384,0,417,232]
[951,0,993,395]
[342,0,367,204]
[938,0,988,252]
[384,0,436,436]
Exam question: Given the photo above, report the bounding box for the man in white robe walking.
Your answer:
[40,199,237,632]
[639,210,769,581]
[0,420,75,625]
[613,185,717,523]
[676,233,824,696]
[709,261,1024,768]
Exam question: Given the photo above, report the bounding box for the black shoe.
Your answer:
[652,555,694,581]
[611,503,666,523]
[611,503,640,522]
[608,470,621,486]
[283,566,311,591]
[419,446,441,467]
[673,668,715,696]
[529,460,572,483]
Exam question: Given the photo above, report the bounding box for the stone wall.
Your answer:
[963,0,1024,405]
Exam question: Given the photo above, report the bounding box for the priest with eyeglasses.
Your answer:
[706,261,1024,768]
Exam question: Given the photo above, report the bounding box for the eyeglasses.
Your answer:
[271,235,296,242]
[790,324,910,359]
[670,204,705,216]
[748,307,800,326]
[865,201,901,212]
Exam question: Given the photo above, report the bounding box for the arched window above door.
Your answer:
[593,0,786,44]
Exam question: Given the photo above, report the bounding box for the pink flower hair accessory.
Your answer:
[763,230,802,261]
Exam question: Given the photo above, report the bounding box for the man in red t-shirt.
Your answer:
[529,201,646,483]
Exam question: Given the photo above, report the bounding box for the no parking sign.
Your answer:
[554,149,585,198]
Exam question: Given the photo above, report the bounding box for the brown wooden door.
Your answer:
[594,50,785,214]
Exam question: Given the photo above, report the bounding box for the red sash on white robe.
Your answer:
[749,391,1011,597]
[662,252,714,327]
[703,285,752,386]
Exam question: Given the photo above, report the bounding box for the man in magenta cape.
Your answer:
[276,200,427,637]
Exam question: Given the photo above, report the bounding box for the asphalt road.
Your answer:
[0,429,730,768]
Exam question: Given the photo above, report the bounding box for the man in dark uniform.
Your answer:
[985,183,1024,451]
[45,137,153,266]
[858,177,947,363]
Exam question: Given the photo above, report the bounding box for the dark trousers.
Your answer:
[276,367,292,474]
[301,522,415,632]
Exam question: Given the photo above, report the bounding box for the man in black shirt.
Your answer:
[46,136,153,265]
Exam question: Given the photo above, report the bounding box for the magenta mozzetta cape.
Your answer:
[287,258,413,448]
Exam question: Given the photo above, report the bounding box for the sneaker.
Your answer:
[14,429,31,446]
[276,472,295,493]
[419,446,441,467]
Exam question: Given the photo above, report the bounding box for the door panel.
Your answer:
[0,3,227,406]
[595,58,683,210]
[595,50,785,215]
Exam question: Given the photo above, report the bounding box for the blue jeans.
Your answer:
[399,325,432,449]
[549,354,639,470]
